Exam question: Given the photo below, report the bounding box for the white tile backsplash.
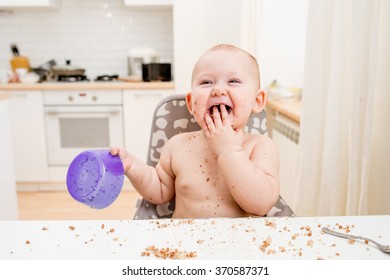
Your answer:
[0,0,173,78]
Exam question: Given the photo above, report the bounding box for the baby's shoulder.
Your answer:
[165,131,200,146]
[245,132,277,151]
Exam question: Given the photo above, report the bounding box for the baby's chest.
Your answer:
[173,151,226,192]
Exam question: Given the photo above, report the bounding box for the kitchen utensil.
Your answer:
[31,59,57,82]
[127,48,160,79]
[322,227,390,253]
[142,63,171,82]
[52,60,85,77]
[19,72,40,84]
[66,150,124,209]
[10,44,31,72]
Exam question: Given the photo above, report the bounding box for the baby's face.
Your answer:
[188,49,262,129]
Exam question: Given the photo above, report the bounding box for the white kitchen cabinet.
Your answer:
[0,94,18,219]
[0,0,60,8]
[124,0,172,7]
[123,90,172,161]
[9,91,48,182]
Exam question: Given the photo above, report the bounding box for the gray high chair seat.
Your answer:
[133,94,294,219]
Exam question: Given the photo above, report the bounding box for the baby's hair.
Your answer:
[199,44,261,88]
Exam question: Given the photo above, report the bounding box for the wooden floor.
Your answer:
[17,190,142,220]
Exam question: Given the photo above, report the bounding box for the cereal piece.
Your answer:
[197,240,204,244]
[101,224,105,229]
[265,220,276,229]
[69,226,75,231]
[141,245,197,259]
[42,227,48,231]
[25,240,30,245]
[109,228,115,233]
[348,239,355,245]
[259,237,272,253]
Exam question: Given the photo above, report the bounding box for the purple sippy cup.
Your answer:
[66,150,124,209]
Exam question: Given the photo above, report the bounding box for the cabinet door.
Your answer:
[123,90,171,161]
[0,98,18,219]
[9,91,48,181]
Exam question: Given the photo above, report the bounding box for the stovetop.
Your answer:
[57,75,89,82]
[54,74,119,83]
[94,74,119,82]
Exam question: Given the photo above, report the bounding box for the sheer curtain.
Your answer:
[293,0,381,216]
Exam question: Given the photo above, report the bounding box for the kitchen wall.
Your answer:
[0,0,173,79]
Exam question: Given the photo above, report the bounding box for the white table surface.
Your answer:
[1,215,389,260]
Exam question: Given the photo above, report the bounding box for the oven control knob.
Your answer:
[68,96,73,102]
[92,96,97,102]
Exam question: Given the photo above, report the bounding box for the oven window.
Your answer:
[60,118,109,148]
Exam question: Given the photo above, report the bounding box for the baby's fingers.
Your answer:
[109,147,120,156]
[220,105,229,125]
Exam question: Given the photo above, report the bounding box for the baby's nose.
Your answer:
[211,87,227,96]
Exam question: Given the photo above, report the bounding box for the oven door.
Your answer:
[44,105,123,166]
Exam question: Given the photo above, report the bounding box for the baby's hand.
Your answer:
[203,105,243,155]
[109,147,133,174]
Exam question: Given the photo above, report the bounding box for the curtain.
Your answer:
[293,0,381,216]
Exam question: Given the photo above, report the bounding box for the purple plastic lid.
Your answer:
[66,150,124,209]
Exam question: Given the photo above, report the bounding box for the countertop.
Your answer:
[266,97,301,123]
[1,215,389,260]
[0,81,175,91]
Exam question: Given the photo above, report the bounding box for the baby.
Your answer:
[111,44,280,218]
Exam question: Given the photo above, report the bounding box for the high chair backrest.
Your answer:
[133,94,294,219]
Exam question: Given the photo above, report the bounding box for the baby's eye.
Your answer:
[228,79,241,84]
[200,80,213,85]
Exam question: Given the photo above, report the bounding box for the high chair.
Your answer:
[133,94,294,219]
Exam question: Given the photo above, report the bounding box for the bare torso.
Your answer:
[168,130,260,218]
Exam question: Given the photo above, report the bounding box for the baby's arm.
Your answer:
[217,137,280,216]
[110,146,175,204]
[203,105,280,216]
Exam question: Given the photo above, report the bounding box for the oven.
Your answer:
[43,90,123,166]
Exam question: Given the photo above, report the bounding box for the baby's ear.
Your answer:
[185,92,194,114]
[252,90,266,113]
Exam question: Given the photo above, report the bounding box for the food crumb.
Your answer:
[197,240,204,244]
[259,238,272,253]
[141,245,197,259]
[69,226,75,231]
[25,240,30,245]
[109,228,115,233]
[348,239,355,245]
[265,220,276,229]
[42,227,48,231]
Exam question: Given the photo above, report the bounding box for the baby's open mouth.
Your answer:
[208,104,233,115]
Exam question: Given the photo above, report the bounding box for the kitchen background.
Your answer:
[0,0,173,79]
